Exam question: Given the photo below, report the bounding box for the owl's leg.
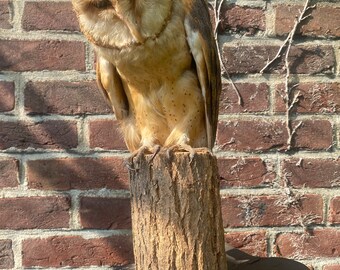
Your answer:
[127,144,161,170]
[164,133,195,160]
[127,129,162,169]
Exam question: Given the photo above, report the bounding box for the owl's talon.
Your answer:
[128,145,162,169]
[129,146,149,170]
[148,145,161,165]
[166,144,196,163]
[126,162,136,171]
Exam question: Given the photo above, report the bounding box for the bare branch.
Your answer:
[224,71,243,106]
[260,0,314,74]
[262,0,314,151]
[260,32,292,74]
[213,0,243,106]
[287,91,301,112]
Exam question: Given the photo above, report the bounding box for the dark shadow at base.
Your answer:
[111,245,310,269]
[226,245,309,270]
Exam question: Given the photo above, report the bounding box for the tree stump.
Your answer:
[129,150,227,270]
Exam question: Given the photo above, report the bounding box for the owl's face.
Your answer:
[72,0,137,49]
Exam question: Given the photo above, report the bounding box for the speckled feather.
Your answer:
[72,0,221,152]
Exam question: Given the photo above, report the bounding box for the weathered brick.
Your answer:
[224,231,267,257]
[0,120,78,150]
[218,157,275,188]
[329,196,340,224]
[0,40,85,71]
[22,1,79,31]
[0,0,11,29]
[223,45,335,75]
[89,119,127,150]
[80,197,131,229]
[0,240,14,269]
[282,158,340,188]
[217,120,332,152]
[323,265,340,270]
[275,83,340,114]
[0,196,70,229]
[22,235,134,268]
[27,157,129,190]
[219,83,269,114]
[221,194,323,228]
[294,120,333,151]
[24,81,111,115]
[0,81,15,112]
[0,158,19,188]
[220,5,265,34]
[275,5,340,37]
[274,229,340,259]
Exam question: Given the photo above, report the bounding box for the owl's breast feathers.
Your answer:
[72,0,220,152]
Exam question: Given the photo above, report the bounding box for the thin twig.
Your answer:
[261,0,314,150]
[260,0,315,74]
[260,33,292,74]
[225,70,243,106]
[212,0,243,106]
[284,0,314,150]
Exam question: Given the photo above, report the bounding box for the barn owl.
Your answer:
[72,0,221,159]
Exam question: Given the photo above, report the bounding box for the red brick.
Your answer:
[0,81,14,112]
[0,40,85,71]
[275,5,340,37]
[224,231,267,257]
[219,83,269,114]
[324,266,340,270]
[0,240,14,268]
[0,0,11,29]
[274,229,340,259]
[221,194,323,228]
[217,120,332,152]
[24,81,111,115]
[222,45,335,75]
[0,196,70,229]
[220,5,265,34]
[22,235,134,268]
[22,1,79,31]
[329,196,340,224]
[282,158,340,188]
[218,157,275,188]
[275,83,340,114]
[0,120,78,150]
[293,120,333,151]
[0,158,19,188]
[80,197,131,229]
[89,119,127,150]
[27,157,129,190]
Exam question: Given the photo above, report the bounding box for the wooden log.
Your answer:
[129,150,227,270]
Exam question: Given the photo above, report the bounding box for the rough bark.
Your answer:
[129,150,227,270]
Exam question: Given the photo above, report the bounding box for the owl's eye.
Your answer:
[93,0,111,9]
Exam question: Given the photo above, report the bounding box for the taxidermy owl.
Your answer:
[72,0,221,158]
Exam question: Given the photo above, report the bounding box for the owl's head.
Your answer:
[72,0,137,49]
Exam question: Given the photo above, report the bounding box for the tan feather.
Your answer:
[72,0,221,153]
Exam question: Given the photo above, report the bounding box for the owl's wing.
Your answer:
[96,55,129,120]
[184,0,221,150]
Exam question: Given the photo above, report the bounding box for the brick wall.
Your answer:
[0,0,339,269]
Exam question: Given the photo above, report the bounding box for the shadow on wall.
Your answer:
[0,92,135,267]
[0,116,313,269]
[0,63,312,270]
[0,107,315,268]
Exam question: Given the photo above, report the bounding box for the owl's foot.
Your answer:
[166,143,196,163]
[127,145,161,171]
